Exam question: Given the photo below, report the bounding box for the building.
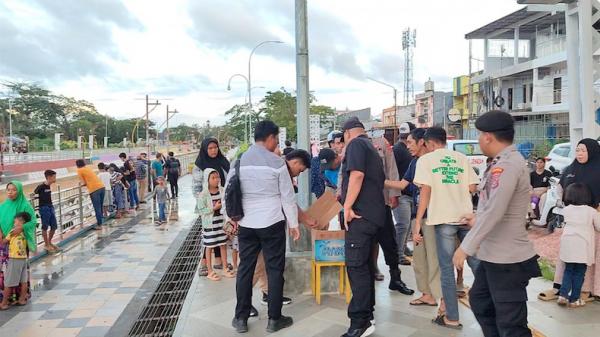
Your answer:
[465,3,600,155]
[380,104,415,128]
[452,74,481,139]
[414,80,453,129]
[336,107,372,124]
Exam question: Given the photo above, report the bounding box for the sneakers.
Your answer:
[261,292,292,305]
[231,317,248,333]
[557,296,568,306]
[341,322,375,337]
[266,315,293,333]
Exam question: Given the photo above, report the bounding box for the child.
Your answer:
[557,183,600,308]
[198,168,234,281]
[34,170,59,253]
[225,221,239,271]
[152,177,170,225]
[0,212,32,310]
[109,164,127,219]
[98,163,113,218]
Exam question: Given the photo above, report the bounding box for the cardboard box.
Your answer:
[307,191,345,262]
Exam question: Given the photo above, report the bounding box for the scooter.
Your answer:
[530,175,564,230]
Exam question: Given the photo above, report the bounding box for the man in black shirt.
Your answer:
[165,151,182,198]
[340,117,386,337]
[530,157,553,219]
[35,170,59,252]
[392,122,416,265]
[120,152,139,210]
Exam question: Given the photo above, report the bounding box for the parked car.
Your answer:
[446,140,487,178]
[544,142,572,174]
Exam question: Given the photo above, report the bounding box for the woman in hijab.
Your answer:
[194,138,230,276]
[195,137,230,187]
[539,138,600,302]
[0,181,37,305]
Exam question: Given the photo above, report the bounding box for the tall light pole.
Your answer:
[7,97,14,154]
[367,77,398,129]
[227,73,251,143]
[247,40,283,137]
[165,105,178,151]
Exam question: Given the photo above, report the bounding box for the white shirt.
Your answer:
[226,144,298,229]
[98,171,112,191]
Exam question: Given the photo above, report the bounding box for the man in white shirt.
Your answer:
[231,120,300,334]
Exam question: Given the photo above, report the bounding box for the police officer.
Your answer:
[340,117,386,337]
[453,110,541,337]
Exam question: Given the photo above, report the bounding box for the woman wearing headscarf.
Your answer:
[538,138,600,302]
[194,137,230,276]
[0,181,37,305]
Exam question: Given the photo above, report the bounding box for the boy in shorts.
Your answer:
[0,212,32,310]
[34,170,59,252]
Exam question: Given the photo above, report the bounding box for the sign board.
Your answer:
[88,135,95,150]
[279,127,287,150]
[314,239,345,262]
[309,114,321,144]
[54,133,62,151]
[448,108,461,122]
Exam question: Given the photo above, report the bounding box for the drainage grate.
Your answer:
[128,222,203,337]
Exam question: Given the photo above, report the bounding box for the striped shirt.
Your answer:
[202,191,228,248]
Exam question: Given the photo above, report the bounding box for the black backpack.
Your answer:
[225,158,244,221]
[168,158,181,175]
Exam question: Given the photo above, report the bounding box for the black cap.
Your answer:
[342,117,364,132]
[475,110,514,132]
[318,148,337,171]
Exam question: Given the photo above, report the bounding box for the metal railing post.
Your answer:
[57,185,64,240]
[78,183,84,228]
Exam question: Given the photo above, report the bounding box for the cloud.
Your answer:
[0,0,142,81]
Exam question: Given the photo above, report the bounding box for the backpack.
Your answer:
[225,158,244,221]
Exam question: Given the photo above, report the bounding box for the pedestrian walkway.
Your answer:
[0,176,196,337]
[2,175,600,337]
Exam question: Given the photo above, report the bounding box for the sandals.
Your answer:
[431,314,463,330]
[557,296,568,306]
[222,269,236,278]
[410,298,437,306]
[198,265,208,277]
[374,272,385,281]
[568,299,586,308]
[538,288,559,301]
[580,292,595,303]
[207,271,221,281]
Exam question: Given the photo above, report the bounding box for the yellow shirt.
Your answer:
[7,232,27,258]
[414,148,480,226]
[77,167,104,194]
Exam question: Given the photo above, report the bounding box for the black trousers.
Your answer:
[346,217,379,329]
[469,256,541,337]
[376,206,400,270]
[235,221,286,320]
[168,174,179,197]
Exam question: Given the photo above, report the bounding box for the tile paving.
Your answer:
[2,174,600,337]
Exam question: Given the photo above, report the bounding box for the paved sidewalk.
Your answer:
[0,176,196,337]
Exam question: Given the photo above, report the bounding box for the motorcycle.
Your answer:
[530,171,564,231]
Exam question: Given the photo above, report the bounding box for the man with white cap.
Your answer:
[392,122,416,265]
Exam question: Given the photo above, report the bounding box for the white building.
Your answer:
[466,1,600,154]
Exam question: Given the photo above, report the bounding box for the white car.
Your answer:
[544,142,573,174]
[447,140,487,178]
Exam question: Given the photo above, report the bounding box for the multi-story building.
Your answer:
[414,80,453,129]
[465,5,576,154]
[380,104,415,129]
[335,107,372,126]
[452,75,480,139]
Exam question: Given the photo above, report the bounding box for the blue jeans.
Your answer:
[127,180,139,208]
[158,202,167,222]
[89,188,105,226]
[392,195,413,258]
[560,262,587,302]
[435,224,480,321]
[113,184,126,210]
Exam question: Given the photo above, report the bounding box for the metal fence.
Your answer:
[25,152,197,250]
[3,147,149,165]
[514,112,570,158]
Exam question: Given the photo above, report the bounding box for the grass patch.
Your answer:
[538,258,555,282]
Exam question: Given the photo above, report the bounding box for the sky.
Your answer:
[0,0,522,129]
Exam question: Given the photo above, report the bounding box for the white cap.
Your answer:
[399,122,411,134]
[327,130,341,142]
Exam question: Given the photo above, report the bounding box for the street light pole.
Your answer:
[227,73,251,143]
[367,77,398,129]
[247,40,283,138]
[165,105,178,151]
[8,97,13,154]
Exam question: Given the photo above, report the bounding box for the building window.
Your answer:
[529,83,533,103]
[488,39,531,58]
[522,85,527,103]
[553,77,562,104]
[508,88,513,110]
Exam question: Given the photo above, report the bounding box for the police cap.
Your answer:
[475,110,514,132]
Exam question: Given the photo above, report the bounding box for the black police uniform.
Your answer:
[461,111,541,337]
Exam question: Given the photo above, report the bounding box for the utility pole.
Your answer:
[294,0,310,252]
[166,105,178,151]
[145,95,161,193]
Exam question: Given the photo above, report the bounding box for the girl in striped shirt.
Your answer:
[198,168,234,281]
